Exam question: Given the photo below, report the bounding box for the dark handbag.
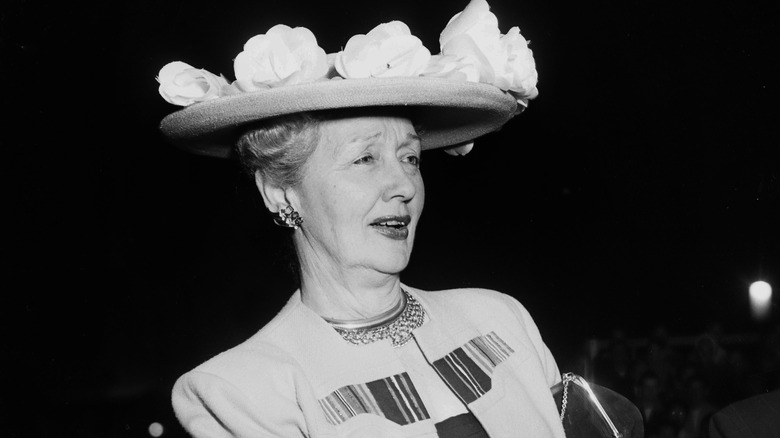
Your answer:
[551,372,644,438]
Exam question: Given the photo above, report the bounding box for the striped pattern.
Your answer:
[319,372,430,426]
[432,332,514,404]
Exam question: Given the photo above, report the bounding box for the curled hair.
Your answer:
[235,113,322,189]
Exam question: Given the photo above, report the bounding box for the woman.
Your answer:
[157,1,565,436]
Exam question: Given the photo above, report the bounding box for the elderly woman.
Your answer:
[157,1,565,437]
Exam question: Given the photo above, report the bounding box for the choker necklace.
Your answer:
[325,290,425,348]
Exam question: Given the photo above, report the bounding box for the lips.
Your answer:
[370,215,412,240]
[371,215,411,228]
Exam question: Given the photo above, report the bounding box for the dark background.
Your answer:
[4,0,778,436]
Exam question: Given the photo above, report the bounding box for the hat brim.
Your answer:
[159,76,519,158]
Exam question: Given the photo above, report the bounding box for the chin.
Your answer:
[360,236,415,273]
[370,253,412,275]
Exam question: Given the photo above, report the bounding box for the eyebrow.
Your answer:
[404,133,422,145]
[346,132,382,145]
[345,132,421,147]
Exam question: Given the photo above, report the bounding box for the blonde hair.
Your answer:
[235,112,322,189]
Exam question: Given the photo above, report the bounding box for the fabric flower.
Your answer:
[335,21,431,79]
[233,24,329,91]
[422,54,480,82]
[157,61,229,106]
[444,142,474,156]
[497,26,539,100]
[439,0,538,100]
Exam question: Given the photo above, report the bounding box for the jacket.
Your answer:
[172,286,566,437]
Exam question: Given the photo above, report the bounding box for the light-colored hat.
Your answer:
[157,0,538,158]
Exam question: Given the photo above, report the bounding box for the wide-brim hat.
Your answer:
[159,76,520,159]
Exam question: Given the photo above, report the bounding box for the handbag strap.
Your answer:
[560,373,572,420]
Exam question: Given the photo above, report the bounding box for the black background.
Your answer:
[4,0,778,436]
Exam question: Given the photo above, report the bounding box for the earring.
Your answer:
[274,204,303,229]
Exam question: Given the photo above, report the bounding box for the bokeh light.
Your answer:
[148,422,164,437]
[749,280,772,321]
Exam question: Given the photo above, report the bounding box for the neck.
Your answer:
[324,291,406,328]
[294,233,407,320]
[298,270,404,321]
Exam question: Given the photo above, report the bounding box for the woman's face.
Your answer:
[291,115,424,277]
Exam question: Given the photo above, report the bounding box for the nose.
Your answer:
[381,158,420,203]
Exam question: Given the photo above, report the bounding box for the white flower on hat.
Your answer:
[335,21,431,79]
[444,142,475,156]
[233,24,329,91]
[422,54,480,82]
[157,61,230,107]
[497,27,538,101]
[439,0,538,101]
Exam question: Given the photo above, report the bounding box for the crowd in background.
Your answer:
[569,322,780,438]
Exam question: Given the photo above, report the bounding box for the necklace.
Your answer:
[325,290,425,348]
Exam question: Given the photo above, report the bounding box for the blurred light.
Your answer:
[148,422,164,437]
[749,280,772,321]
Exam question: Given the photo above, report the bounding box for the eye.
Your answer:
[353,154,375,165]
[403,154,421,167]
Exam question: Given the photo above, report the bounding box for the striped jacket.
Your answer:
[172,286,566,437]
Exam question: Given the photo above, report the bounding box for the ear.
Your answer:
[254,171,295,213]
